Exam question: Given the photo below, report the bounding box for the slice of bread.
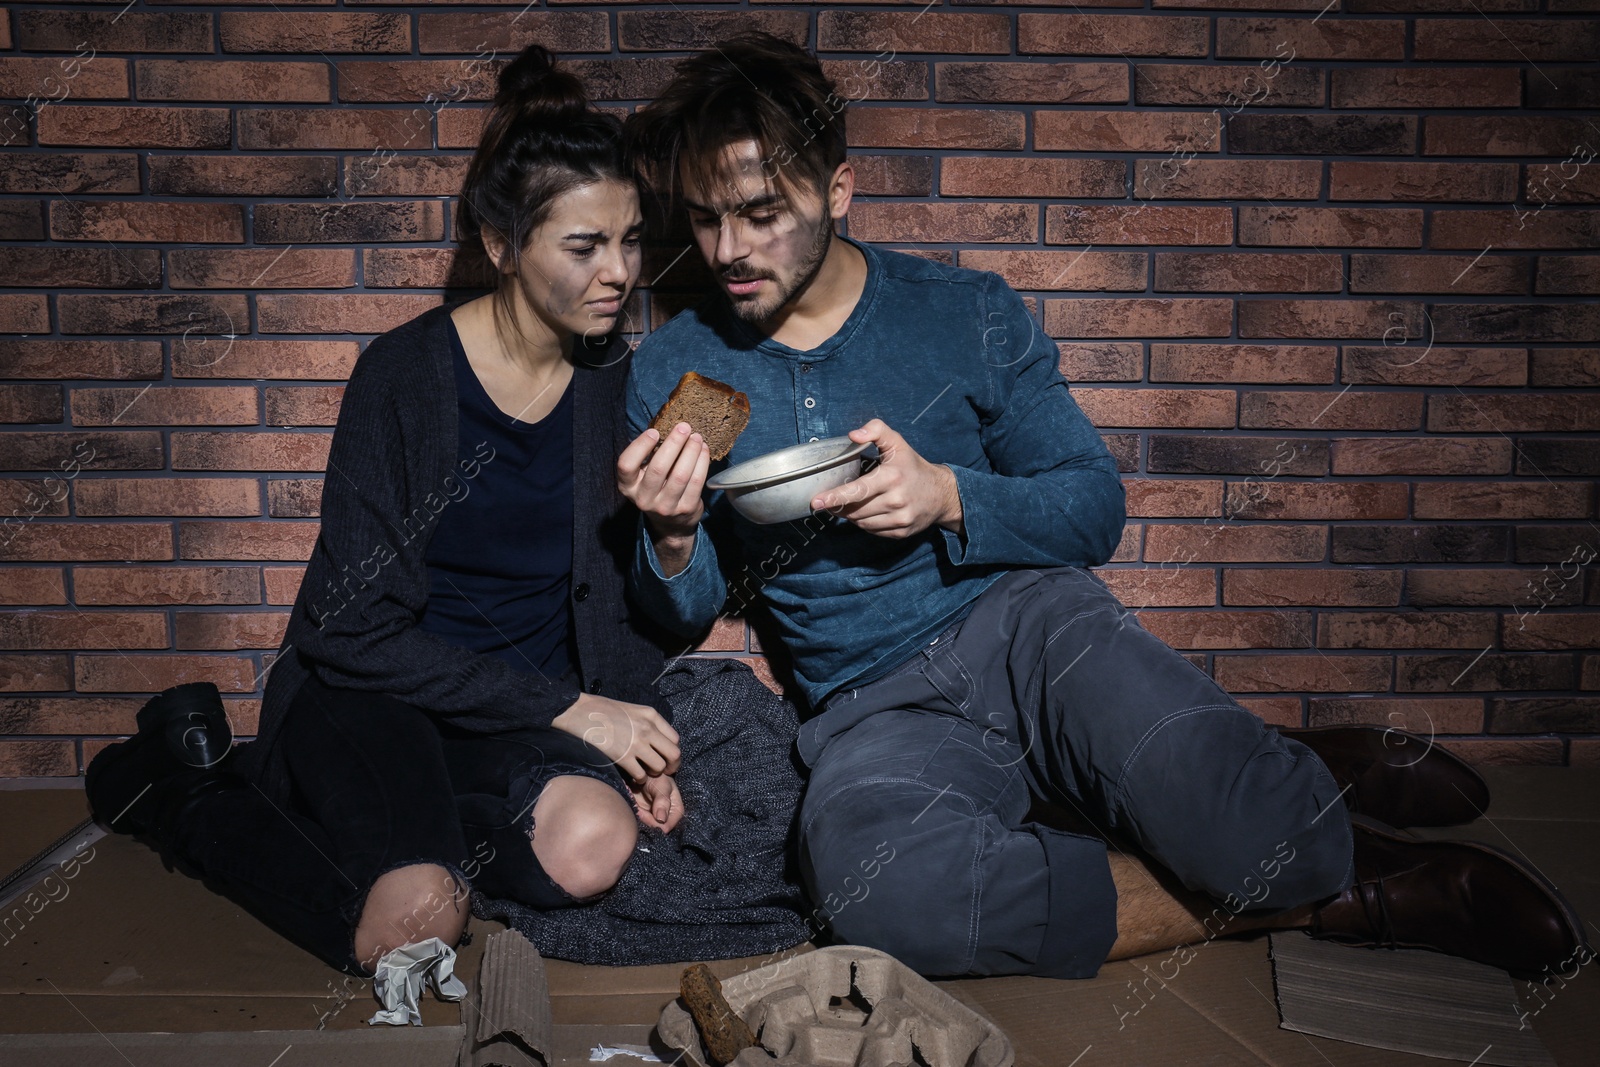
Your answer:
[649,371,751,461]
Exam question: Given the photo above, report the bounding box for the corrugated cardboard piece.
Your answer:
[1270,931,1556,1066]
[459,929,554,1067]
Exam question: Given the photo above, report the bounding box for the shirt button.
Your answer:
[801,364,812,374]
[588,677,603,693]
[573,582,590,602]
[804,397,816,408]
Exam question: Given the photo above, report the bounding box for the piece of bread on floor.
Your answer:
[649,371,751,461]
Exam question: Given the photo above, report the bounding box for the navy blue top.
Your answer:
[418,318,577,681]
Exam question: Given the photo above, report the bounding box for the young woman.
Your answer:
[85,45,705,986]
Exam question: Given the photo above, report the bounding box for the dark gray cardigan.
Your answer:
[234,301,674,806]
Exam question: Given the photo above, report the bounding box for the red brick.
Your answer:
[1537,259,1600,296]
[15,11,213,53]
[1423,116,1596,157]
[49,201,243,244]
[1525,163,1600,207]
[0,655,69,692]
[1224,568,1404,607]
[1046,205,1232,246]
[3,431,162,471]
[0,480,68,522]
[170,248,354,291]
[221,12,410,53]
[1418,482,1592,521]
[0,610,167,650]
[0,248,162,290]
[1415,19,1600,62]
[137,60,330,103]
[1157,253,1342,294]
[937,62,1125,104]
[1126,479,1222,519]
[1239,207,1423,248]
[849,202,1035,244]
[692,615,748,654]
[175,611,290,651]
[1428,394,1600,433]
[74,479,260,518]
[0,696,141,734]
[0,568,67,606]
[1341,344,1527,386]
[1440,739,1564,766]
[264,386,343,426]
[1146,524,1327,563]
[1054,344,1140,383]
[616,12,801,52]
[1035,109,1217,153]
[335,59,496,104]
[1020,14,1207,56]
[0,385,62,423]
[818,12,1009,53]
[1215,653,1392,693]
[1341,67,1523,111]
[148,155,337,197]
[1150,344,1334,384]
[1220,16,1404,59]
[1529,349,1600,387]
[76,654,258,694]
[264,566,306,605]
[267,480,322,518]
[1110,525,1141,564]
[417,11,613,53]
[1318,610,1496,650]
[849,107,1024,150]
[1330,161,1518,202]
[1142,162,1307,211]
[58,294,246,337]
[0,523,172,562]
[1586,655,1600,691]
[1502,614,1600,652]
[171,432,331,472]
[1241,300,1425,342]
[1398,653,1575,692]
[1098,566,1216,608]
[1335,525,1509,565]
[824,60,928,104]
[1135,609,1312,649]
[437,108,487,149]
[363,247,495,289]
[1072,387,1234,428]
[173,340,359,381]
[1407,569,1584,609]
[38,106,229,148]
[1044,298,1232,338]
[1577,740,1600,767]
[1,341,161,380]
[71,388,256,428]
[1433,303,1600,345]
[1226,481,1409,522]
[0,153,140,194]
[958,251,1144,292]
[238,109,430,150]
[1435,209,1600,251]
[0,294,49,333]
[1240,390,1422,431]
[179,521,319,561]
[0,199,44,240]
[1132,63,1323,109]
[1331,437,1512,477]
[255,201,444,243]
[1356,254,1529,295]
[1238,698,1302,728]
[1149,435,1328,476]
[1308,697,1484,735]
[344,154,470,197]
[256,294,444,334]
[0,57,129,100]
[940,157,1123,199]
[0,741,75,776]
[1489,697,1600,734]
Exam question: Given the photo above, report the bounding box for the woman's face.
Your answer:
[495,178,644,343]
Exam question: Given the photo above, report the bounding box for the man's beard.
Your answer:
[724,209,834,327]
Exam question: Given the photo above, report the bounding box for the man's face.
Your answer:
[679,140,837,327]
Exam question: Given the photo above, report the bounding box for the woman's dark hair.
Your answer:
[624,33,847,214]
[458,45,637,271]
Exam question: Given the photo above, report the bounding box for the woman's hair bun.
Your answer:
[495,44,587,121]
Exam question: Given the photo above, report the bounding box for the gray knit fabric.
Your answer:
[471,655,813,964]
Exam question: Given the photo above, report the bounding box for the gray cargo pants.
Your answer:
[795,566,1356,979]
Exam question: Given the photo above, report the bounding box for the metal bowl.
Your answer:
[706,436,873,524]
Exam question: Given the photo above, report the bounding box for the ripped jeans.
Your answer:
[166,670,634,976]
[795,566,1356,979]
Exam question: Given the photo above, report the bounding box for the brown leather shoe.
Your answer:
[1308,817,1590,980]
[1278,725,1490,827]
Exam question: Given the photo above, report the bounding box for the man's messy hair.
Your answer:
[624,32,848,215]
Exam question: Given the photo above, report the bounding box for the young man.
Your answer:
[614,33,1587,980]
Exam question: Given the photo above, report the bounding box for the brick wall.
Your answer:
[1,4,1597,779]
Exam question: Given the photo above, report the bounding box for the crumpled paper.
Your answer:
[366,936,468,1026]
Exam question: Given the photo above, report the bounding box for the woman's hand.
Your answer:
[551,692,681,782]
[617,423,709,539]
[630,773,684,833]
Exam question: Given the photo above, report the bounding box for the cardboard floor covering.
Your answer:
[1,769,1596,1066]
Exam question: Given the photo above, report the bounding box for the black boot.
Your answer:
[86,682,237,834]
